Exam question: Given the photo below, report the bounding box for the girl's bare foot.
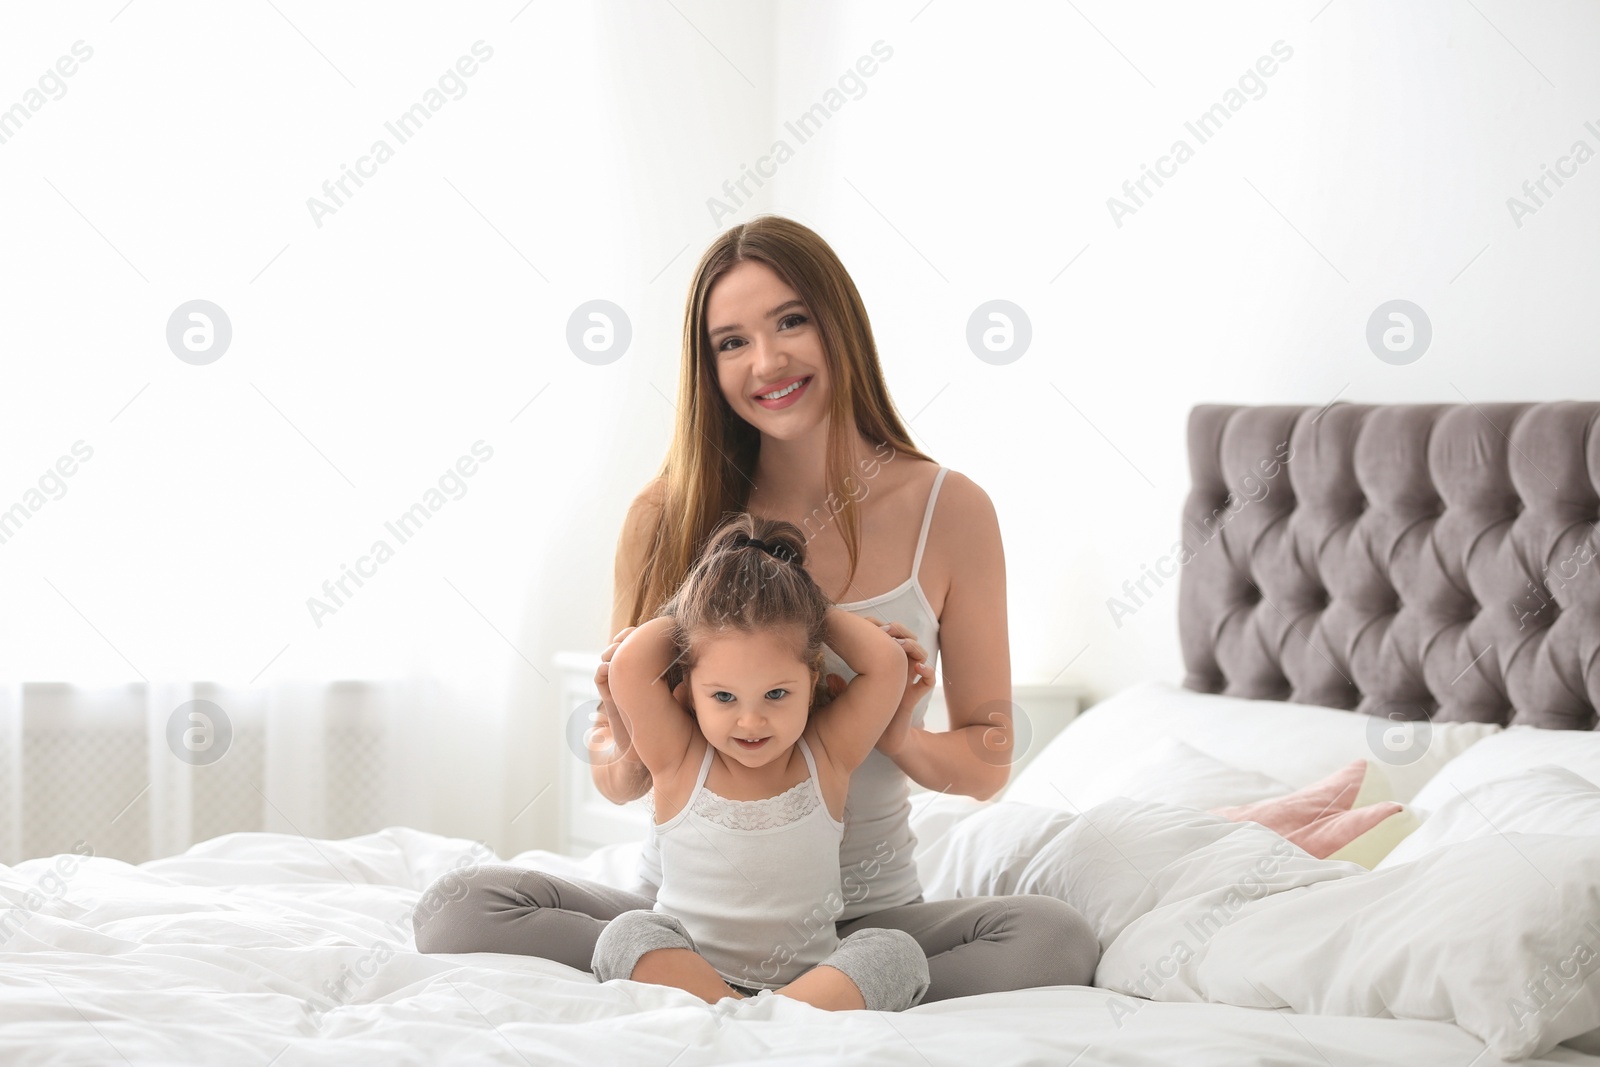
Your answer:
[773,965,866,1011]
[632,947,746,1004]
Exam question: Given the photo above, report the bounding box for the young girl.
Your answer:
[595,514,936,1011]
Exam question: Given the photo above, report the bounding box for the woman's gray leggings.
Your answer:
[411,866,1100,1003]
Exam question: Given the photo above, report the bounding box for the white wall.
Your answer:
[3,1,1595,852]
[751,0,1600,703]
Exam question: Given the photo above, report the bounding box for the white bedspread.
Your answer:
[3,821,1597,1066]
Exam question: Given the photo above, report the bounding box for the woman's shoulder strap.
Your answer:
[912,466,951,579]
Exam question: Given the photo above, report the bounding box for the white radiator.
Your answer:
[0,681,411,865]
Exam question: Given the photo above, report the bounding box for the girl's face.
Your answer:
[685,625,816,769]
[706,260,831,442]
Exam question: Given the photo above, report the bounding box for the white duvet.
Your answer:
[4,808,1600,1066]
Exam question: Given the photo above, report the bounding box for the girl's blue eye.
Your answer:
[712,692,735,703]
[766,689,789,700]
[715,313,807,353]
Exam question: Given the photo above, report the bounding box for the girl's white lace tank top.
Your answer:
[651,737,846,990]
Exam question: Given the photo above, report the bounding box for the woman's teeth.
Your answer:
[759,378,807,400]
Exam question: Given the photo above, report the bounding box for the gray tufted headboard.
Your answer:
[1178,402,1600,730]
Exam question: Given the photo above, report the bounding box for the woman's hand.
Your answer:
[591,626,638,761]
[589,627,653,804]
[861,616,933,756]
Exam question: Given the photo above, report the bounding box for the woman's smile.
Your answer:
[752,375,812,410]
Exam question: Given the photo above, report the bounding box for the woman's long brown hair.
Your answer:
[628,215,935,628]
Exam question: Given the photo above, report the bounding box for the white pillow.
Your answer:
[907,788,989,852]
[1005,681,1500,809]
[915,801,1080,913]
[1378,764,1600,869]
[1101,737,1293,811]
[1409,725,1600,813]
[1116,831,1600,1062]
[923,797,1353,952]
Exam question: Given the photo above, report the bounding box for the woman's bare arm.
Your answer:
[884,474,1013,800]
[589,479,663,804]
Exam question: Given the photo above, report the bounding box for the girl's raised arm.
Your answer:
[606,615,696,781]
[808,607,907,774]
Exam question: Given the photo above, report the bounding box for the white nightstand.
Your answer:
[554,650,1083,848]
[913,683,1084,795]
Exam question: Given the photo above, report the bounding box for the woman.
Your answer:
[413,215,1100,1001]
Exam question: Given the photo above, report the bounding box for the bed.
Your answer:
[4,401,1599,1066]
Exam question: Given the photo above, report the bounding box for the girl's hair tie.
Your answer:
[732,532,796,564]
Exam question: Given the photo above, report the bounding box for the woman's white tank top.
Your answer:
[652,737,846,990]
[636,465,947,923]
